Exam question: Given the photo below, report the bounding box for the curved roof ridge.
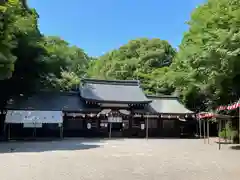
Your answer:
[82,78,140,86]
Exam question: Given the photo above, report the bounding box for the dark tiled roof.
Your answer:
[80,79,151,104]
[147,95,194,114]
[6,91,98,112]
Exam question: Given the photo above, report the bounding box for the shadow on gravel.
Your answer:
[216,142,233,145]
[0,139,103,154]
[230,145,240,150]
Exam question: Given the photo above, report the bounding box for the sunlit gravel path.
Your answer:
[0,138,239,180]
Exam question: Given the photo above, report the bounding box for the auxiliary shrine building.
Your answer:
[3,79,196,139]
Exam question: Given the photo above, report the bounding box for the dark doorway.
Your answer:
[111,122,123,131]
[109,122,123,137]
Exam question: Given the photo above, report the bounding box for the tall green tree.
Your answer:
[87,38,176,94]
[0,0,19,80]
[39,36,90,90]
[170,0,240,111]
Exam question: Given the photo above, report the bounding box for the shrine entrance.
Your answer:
[111,122,123,131]
[108,116,123,138]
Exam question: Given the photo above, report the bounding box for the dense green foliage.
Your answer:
[1,0,240,113]
[171,0,240,111]
[87,38,176,95]
[0,1,90,108]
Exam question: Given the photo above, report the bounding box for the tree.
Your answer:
[87,38,176,94]
[39,36,90,90]
[0,0,19,80]
[170,0,240,111]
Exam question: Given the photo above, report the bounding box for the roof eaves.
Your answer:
[81,78,140,86]
[83,98,152,104]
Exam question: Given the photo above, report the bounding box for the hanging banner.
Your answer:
[23,123,42,128]
[197,113,214,119]
[216,101,240,111]
[66,112,85,117]
[133,114,142,117]
[143,114,158,118]
[108,116,122,123]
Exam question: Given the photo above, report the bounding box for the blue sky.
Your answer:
[29,0,205,57]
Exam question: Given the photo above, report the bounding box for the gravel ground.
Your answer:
[0,138,239,180]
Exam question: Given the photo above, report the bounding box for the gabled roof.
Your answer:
[80,79,151,104]
[147,95,194,114]
[6,91,98,112]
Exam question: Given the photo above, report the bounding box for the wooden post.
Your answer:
[239,107,240,144]
[196,120,198,137]
[218,120,222,150]
[109,122,112,138]
[3,123,6,140]
[146,114,149,139]
[8,124,10,141]
[199,119,202,138]
[203,119,206,143]
[224,120,227,143]
[33,124,36,140]
[207,120,210,144]
[60,123,63,139]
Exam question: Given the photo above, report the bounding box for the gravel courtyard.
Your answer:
[0,138,239,180]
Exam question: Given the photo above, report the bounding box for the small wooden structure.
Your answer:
[198,112,233,150]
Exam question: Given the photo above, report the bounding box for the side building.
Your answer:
[3,79,196,140]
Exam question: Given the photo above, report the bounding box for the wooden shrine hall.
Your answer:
[3,79,196,140]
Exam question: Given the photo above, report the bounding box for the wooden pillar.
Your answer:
[239,107,240,144]
[8,124,10,141]
[3,123,6,140]
[33,125,36,140]
[129,113,133,137]
[199,119,202,138]
[157,116,161,137]
[203,119,206,143]
[60,123,63,139]
[218,119,222,150]
[207,120,210,144]
[109,122,112,138]
[146,114,149,139]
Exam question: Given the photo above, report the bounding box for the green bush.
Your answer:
[219,129,239,143]
[219,129,230,139]
[218,121,238,141]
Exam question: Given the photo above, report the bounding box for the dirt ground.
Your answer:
[0,138,239,180]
